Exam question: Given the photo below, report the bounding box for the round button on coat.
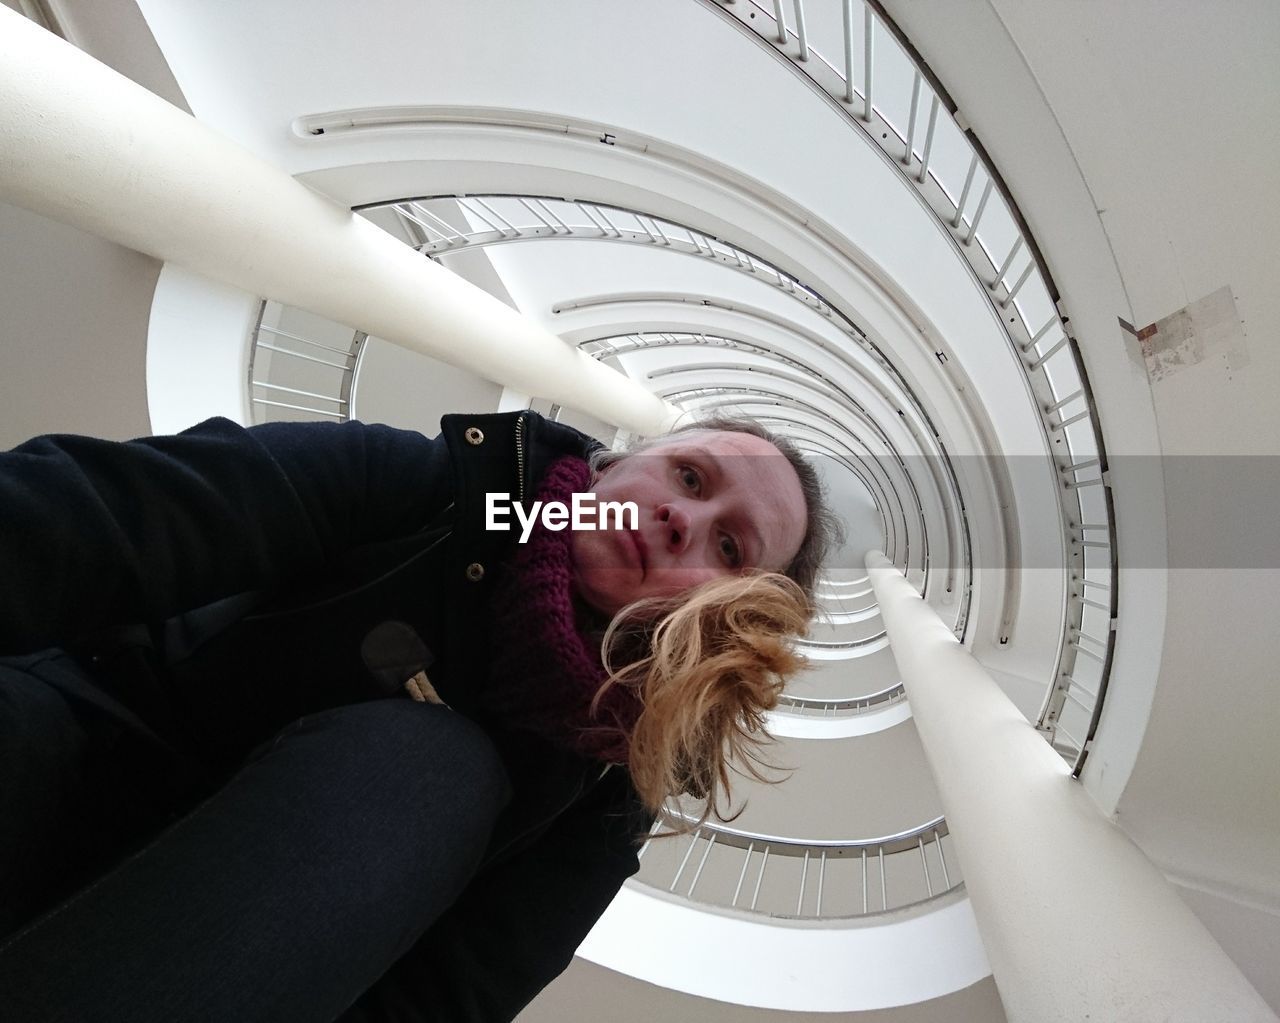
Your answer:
[465,562,485,582]
[464,427,484,446]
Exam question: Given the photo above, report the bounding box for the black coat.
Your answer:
[0,409,650,1022]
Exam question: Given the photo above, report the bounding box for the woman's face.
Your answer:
[570,430,808,615]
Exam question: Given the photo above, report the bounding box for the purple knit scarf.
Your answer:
[485,455,643,764]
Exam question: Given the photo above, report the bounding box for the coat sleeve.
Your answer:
[337,771,653,1023]
[0,417,453,655]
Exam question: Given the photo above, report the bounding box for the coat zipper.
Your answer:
[515,411,528,505]
[484,413,612,864]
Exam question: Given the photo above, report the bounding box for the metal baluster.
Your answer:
[635,214,659,244]
[456,195,502,234]
[590,204,623,237]
[797,849,810,915]
[963,178,994,244]
[406,201,465,243]
[688,832,718,896]
[1030,335,1070,372]
[817,849,827,916]
[1022,315,1058,353]
[251,381,347,406]
[251,397,343,419]
[771,0,787,44]
[863,5,874,121]
[1046,388,1083,413]
[517,197,552,231]
[532,198,570,233]
[918,835,934,897]
[1064,688,1093,713]
[951,154,978,228]
[1067,678,1099,701]
[917,95,940,184]
[578,203,612,237]
[649,216,673,245]
[1065,632,1100,654]
[257,324,355,358]
[934,829,951,889]
[731,842,755,907]
[256,342,350,372]
[473,196,517,234]
[670,829,701,891]
[394,203,446,244]
[842,0,855,103]
[792,0,809,60]
[1001,261,1036,309]
[904,73,922,165]
[1056,721,1084,750]
[861,847,868,914]
[750,845,771,910]
[992,236,1025,290]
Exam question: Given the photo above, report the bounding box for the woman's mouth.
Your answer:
[628,529,648,574]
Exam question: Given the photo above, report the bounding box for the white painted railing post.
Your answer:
[0,8,676,435]
[865,549,1276,1023]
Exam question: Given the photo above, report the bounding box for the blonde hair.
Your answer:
[593,571,814,832]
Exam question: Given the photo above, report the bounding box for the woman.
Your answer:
[0,408,836,1022]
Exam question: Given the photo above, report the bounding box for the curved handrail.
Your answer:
[696,0,1117,772]
[385,191,971,617]
[776,681,906,716]
[250,176,981,647]
[635,808,960,918]
[818,605,881,625]
[376,191,976,617]
[660,808,945,852]
[797,630,888,651]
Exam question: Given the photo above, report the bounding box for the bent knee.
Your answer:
[277,699,510,808]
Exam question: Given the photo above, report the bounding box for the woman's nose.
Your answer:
[657,503,693,554]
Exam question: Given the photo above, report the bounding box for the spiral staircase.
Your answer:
[2,1,1278,1020]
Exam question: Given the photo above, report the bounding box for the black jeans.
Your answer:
[0,655,511,1022]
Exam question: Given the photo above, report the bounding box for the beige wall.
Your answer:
[0,0,185,448]
[520,959,1005,1023]
[0,200,158,447]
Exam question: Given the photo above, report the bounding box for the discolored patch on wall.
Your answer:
[1133,285,1249,384]
[1117,315,1150,379]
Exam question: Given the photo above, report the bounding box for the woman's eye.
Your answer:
[720,534,743,567]
[678,466,701,492]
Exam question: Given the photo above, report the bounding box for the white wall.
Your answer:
[575,885,991,1014]
[146,265,255,433]
[882,0,1280,1010]
[990,0,1280,912]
